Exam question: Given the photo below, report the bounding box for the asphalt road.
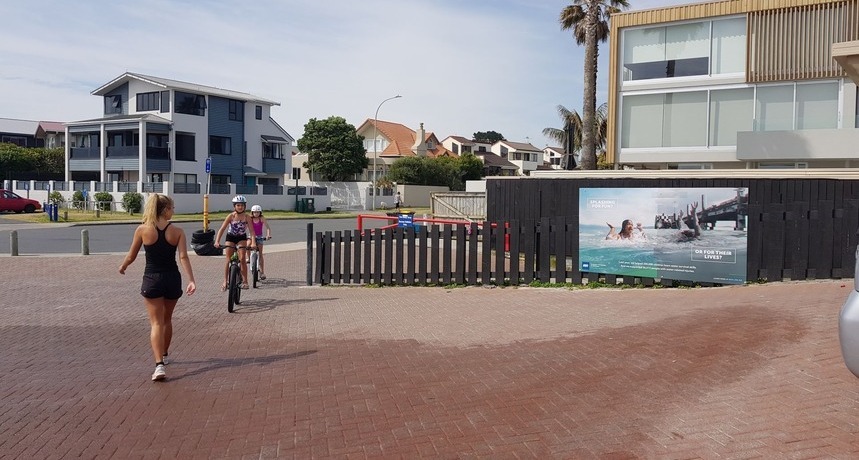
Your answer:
[0,216,388,255]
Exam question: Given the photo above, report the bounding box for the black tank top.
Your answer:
[144,223,179,274]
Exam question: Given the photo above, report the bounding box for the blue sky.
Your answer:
[0,0,690,146]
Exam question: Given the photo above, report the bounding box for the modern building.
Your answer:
[0,118,65,148]
[607,0,859,170]
[65,72,293,193]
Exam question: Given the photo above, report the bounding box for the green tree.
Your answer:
[297,116,368,182]
[0,143,64,178]
[387,154,484,191]
[472,131,505,144]
[542,102,608,169]
[560,0,628,169]
[459,153,484,182]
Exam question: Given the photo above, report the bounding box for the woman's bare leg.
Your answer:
[163,298,178,356]
[145,297,166,363]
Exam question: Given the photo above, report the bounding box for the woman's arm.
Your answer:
[263,216,272,238]
[246,214,257,246]
[176,230,196,295]
[119,226,144,274]
[214,213,232,247]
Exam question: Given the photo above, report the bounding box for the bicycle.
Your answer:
[226,251,243,313]
[249,236,270,288]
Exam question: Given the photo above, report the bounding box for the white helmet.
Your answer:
[251,205,262,212]
[232,195,247,204]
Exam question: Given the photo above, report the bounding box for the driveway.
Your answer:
[1,250,858,458]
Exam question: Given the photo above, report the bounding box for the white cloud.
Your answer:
[1,0,693,145]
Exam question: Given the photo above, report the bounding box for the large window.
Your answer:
[709,88,754,146]
[622,94,663,148]
[263,142,285,159]
[174,173,198,184]
[175,133,195,161]
[175,91,206,116]
[210,136,231,155]
[104,95,122,114]
[795,83,838,129]
[136,92,160,111]
[663,91,707,147]
[623,17,746,81]
[622,81,839,149]
[160,91,170,113]
[755,82,838,131]
[229,100,243,121]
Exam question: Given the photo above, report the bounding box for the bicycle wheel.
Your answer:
[251,251,259,288]
[228,263,240,313]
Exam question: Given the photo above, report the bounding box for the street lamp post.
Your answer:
[372,95,401,210]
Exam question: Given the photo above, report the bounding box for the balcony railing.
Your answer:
[174,183,201,194]
[263,157,286,174]
[70,147,99,159]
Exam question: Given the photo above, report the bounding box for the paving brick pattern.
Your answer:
[1,250,858,459]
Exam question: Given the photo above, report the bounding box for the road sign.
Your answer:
[205,157,211,173]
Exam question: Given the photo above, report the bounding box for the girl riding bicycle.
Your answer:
[250,205,272,280]
[214,195,257,290]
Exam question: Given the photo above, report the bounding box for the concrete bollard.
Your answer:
[81,229,90,255]
[10,230,18,256]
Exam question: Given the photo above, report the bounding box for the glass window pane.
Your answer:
[663,91,707,147]
[796,82,838,129]
[621,94,663,148]
[709,87,754,146]
[755,85,794,131]
[622,28,666,81]
[665,23,709,77]
[712,18,746,74]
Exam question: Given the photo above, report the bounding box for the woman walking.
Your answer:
[119,194,196,381]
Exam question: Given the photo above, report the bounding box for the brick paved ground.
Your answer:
[1,249,858,459]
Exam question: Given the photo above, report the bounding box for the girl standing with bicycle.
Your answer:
[250,205,271,280]
[119,194,196,382]
[214,195,256,290]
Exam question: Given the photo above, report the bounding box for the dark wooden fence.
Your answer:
[309,177,859,286]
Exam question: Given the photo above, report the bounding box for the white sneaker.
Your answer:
[152,364,166,381]
[162,355,170,365]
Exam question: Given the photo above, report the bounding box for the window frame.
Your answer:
[209,135,232,155]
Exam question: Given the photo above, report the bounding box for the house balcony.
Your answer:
[263,157,286,174]
[69,146,172,172]
[737,128,859,162]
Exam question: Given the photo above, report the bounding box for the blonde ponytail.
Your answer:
[142,194,174,225]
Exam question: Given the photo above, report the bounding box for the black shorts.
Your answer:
[225,233,248,245]
[141,271,183,299]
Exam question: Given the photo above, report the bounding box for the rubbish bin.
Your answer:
[295,199,305,213]
[302,197,315,213]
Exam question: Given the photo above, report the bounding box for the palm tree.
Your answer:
[543,102,609,169]
[542,105,582,169]
[560,0,629,169]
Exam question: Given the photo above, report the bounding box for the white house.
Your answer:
[65,72,293,194]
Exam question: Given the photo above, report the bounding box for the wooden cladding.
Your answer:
[748,0,859,82]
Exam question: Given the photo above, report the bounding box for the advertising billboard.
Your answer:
[579,187,748,285]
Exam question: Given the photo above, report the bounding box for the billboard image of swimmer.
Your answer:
[579,187,749,285]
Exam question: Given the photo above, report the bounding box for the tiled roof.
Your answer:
[359,119,454,158]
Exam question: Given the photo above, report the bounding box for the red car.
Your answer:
[0,189,42,213]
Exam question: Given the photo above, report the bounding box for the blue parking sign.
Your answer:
[205,157,211,173]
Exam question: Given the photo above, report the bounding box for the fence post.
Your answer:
[81,229,90,255]
[10,230,18,256]
[306,223,313,285]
